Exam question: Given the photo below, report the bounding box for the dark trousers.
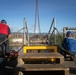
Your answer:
[0,34,10,56]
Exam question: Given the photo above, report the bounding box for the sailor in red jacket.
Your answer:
[0,19,11,57]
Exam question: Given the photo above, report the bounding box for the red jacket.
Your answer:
[0,23,9,36]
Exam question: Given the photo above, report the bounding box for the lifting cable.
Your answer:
[0,27,26,51]
[34,0,41,34]
[54,27,63,42]
[57,44,76,64]
[0,27,26,44]
[49,27,63,43]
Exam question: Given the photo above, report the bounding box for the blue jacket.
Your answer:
[62,37,76,53]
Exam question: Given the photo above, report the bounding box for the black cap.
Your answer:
[1,19,7,24]
[66,31,73,36]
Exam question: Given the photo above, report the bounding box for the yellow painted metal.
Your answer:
[23,45,57,53]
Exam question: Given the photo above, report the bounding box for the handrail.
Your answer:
[47,17,57,45]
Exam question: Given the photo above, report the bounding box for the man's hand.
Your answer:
[9,50,20,58]
[8,34,11,38]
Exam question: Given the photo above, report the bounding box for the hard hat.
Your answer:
[1,19,7,24]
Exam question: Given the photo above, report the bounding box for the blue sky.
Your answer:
[0,0,76,33]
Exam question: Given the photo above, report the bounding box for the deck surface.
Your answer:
[18,52,64,64]
[17,64,69,71]
[17,53,76,75]
[19,52,63,58]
